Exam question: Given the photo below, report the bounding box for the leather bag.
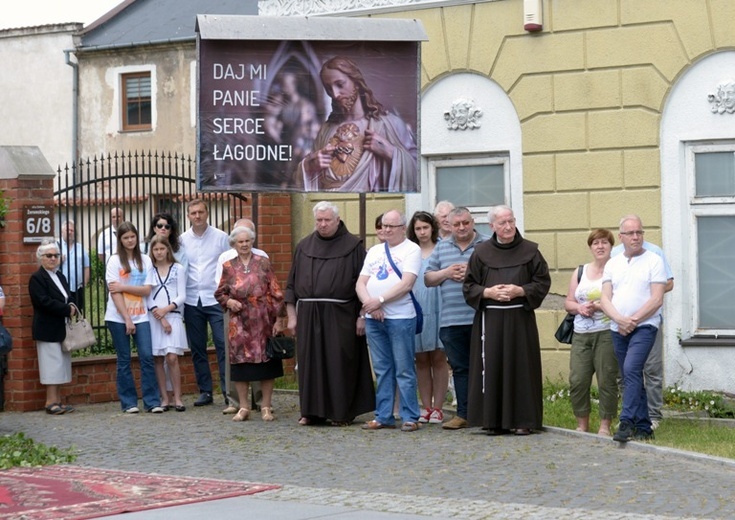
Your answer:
[266,335,296,360]
[554,264,584,345]
[62,304,97,353]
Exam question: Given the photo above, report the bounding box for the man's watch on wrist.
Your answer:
[378,296,385,304]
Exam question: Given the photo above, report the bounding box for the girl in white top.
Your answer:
[564,228,618,436]
[147,235,188,412]
[105,222,161,414]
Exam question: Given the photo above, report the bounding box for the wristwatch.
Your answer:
[378,296,385,304]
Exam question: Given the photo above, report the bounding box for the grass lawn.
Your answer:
[543,382,735,460]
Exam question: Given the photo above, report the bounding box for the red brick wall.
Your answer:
[0,178,294,412]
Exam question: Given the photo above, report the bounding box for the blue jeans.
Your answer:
[107,321,160,411]
[612,325,658,434]
[439,325,472,419]
[184,301,226,398]
[365,318,420,425]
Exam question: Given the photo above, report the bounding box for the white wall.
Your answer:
[408,72,523,226]
[661,50,735,393]
[0,25,80,172]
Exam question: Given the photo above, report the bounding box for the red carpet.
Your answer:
[0,465,279,519]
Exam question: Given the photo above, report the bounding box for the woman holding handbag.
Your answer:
[28,239,77,415]
[564,228,618,436]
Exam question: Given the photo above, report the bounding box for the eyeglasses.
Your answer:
[452,220,472,228]
[155,223,172,230]
[620,230,645,236]
[43,254,61,259]
[381,224,405,230]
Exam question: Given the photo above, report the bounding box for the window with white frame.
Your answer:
[429,155,509,223]
[688,143,735,334]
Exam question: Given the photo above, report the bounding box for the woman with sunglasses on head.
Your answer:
[105,222,162,414]
[407,211,448,424]
[144,213,188,273]
[29,239,78,415]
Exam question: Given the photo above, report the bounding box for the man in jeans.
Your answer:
[425,207,488,430]
[611,239,673,430]
[356,210,422,432]
[601,215,666,442]
[180,199,230,409]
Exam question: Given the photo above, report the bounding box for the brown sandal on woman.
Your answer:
[261,407,275,421]
[232,408,250,422]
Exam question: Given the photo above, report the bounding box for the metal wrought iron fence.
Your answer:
[53,150,248,354]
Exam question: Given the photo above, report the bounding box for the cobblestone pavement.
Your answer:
[2,391,734,519]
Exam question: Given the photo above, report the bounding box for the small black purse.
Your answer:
[554,264,583,345]
[266,335,296,360]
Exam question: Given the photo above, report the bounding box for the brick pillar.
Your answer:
[0,146,57,411]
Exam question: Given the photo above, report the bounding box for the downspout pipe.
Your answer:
[64,49,79,184]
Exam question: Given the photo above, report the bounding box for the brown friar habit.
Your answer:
[285,221,375,423]
[463,230,551,431]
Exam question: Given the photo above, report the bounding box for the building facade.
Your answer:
[263,0,735,393]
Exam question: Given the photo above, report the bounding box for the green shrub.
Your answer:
[0,433,77,469]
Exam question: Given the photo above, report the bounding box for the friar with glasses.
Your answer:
[601,214,667,443]
[463,205,551,436]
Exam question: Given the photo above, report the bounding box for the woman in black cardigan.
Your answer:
[28,239,77,414]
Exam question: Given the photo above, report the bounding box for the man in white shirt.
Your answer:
[356,210,422,432]
[180,199,230,408]
[59,220,91,312]
[97,207,123,264]
[601,215,666,443]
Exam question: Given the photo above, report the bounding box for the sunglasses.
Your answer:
[43,253,61,259]
[155,223,172,230]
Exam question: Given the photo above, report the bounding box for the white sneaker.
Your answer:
[124,407,139,414]
[429,408,444,424]
[651,419,660,431]
[149,406,164,414]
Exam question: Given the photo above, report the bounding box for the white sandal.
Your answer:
[232,408,250,422]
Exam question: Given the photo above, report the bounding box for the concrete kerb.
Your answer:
[544,425,735,470]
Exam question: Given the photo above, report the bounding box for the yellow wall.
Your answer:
[360,0,735,379]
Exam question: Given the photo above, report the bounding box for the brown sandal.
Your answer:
[361,420,395,430]
[261,407,275,421]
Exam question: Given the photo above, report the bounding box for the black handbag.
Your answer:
[0,322,12,355]
[554,313,575,344]
[554,264,583,345]
[266,335,296,360]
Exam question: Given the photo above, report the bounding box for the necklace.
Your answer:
[241,255,252,273]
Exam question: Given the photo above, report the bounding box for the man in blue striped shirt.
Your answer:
[425,207,489,430]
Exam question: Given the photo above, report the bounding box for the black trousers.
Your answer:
[70,288,85,313]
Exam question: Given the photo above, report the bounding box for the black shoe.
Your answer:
[194,392,213,407]
[632,429,654,441]
[613,421,634,443]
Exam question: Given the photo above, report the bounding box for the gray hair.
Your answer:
[619,214,642,231]
[433,200,455,216]
[382,210,407,226]
[487,205,514,223]
[229,226,256,246]
[312,201,339,218]
[449,207,472,220]
[36,238,60,260]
